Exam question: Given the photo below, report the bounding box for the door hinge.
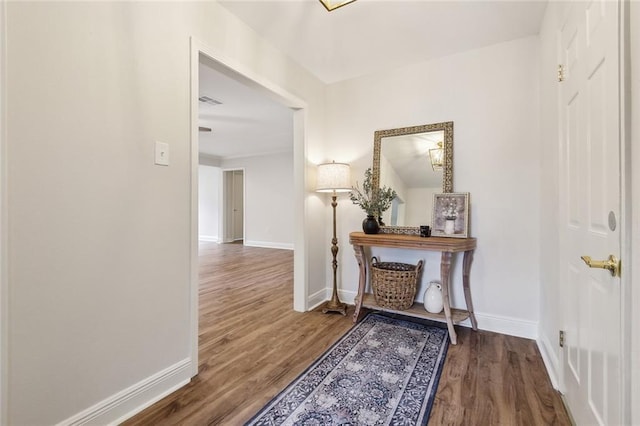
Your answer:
[558,64,565,82]
[559,330,565,348]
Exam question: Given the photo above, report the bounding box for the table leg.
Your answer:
[440,251,457,344]
[352,244,366,323]
[462,249,478,330]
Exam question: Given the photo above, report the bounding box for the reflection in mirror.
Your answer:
[372,122,453,229]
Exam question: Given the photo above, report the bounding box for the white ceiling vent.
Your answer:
[199,96,222,106]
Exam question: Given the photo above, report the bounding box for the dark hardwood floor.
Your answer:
[123,242,571,425]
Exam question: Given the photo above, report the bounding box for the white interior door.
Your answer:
[222,169,244,243]
[232,170,244,241]
[559,1,622,424]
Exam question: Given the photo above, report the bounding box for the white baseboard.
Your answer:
[307,288,328,311]
[56,358,192,426]
[307,288,357,312]
[537,332,562,391]
[310,292,538,340]
[338,289,357,305]
[244,240,294,250]
[460,311,538,340]
[198,235,218,242]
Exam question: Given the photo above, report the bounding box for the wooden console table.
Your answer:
[349,232,478,345]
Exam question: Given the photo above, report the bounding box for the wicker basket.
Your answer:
[370,257,424,310]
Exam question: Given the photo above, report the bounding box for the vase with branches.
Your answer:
[349,168,397,234]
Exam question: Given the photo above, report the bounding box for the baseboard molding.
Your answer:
[244,240,293,250]
[309,291,537,341]
[198,235,218,242]
[308,288,357,312]
[307,288,328,311]
[457,311,538,340]
[537,333,562,391]
[56,358,192,426]
[338,289,357,305]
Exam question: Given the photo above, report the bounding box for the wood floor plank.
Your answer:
[123,242,571,425]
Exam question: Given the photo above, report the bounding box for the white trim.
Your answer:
[338,289,357,305]
[244,240,294,250]
[339,284,538,340]
[195,40,307,109]
[307,288,328,311]
[189,37,200,378]
[537,333,562,391]
[198,236,219,243]
[619,1,633,422]
[440,312,538,340]
[292,109,308,312]
[305,286,358,312]
[467,312,538,340]
[332,285,540,342]
[56,358,192,426]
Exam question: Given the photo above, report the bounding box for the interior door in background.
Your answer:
[222,169,244,243]
[232,170,244,241]
[559,1,622,424]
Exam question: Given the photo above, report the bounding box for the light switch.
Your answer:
[155,141,169,166]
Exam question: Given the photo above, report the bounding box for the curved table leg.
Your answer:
[463,249,478,330]
[440,251,457,344]
[352,244,366,323]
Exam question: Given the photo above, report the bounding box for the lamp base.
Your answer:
[322,299,347,316]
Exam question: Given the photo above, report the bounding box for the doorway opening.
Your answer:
[190,38,308,376]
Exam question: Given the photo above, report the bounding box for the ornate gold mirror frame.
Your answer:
[372,121,453,234]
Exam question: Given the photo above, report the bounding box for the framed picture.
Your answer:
[431,192,470,238]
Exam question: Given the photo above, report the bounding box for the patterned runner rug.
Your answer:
[246,313,449,425]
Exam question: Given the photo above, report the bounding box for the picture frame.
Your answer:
[431,192,470,238]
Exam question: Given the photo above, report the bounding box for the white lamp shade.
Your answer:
[316,162,351,193]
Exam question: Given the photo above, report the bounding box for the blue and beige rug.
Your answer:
[246,313,449,425]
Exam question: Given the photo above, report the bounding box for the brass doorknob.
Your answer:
[580,255,621,277]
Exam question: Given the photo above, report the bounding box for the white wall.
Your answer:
[198,165,221,242]
[4,2,325,424]
[223,151,295,249]
[326,36,541,337]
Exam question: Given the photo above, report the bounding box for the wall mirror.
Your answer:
[372,121,453,231]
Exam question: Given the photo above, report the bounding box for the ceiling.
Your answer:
[198,62,293,159]
[200,0,547,158]
[218,0,548,84]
